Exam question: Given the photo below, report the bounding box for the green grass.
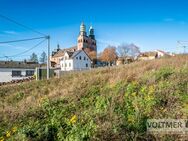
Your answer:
[0,55,188,141]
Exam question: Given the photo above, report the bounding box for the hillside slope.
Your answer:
[0,55,188,141]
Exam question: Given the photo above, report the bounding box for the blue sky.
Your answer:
[0,0,188,60]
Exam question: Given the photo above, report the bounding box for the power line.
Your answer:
[0,36,47,44]
[0,39,46,58]
[0,13,46,36]
[177,40,187,54]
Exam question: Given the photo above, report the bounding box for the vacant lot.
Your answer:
[0,55,188,141]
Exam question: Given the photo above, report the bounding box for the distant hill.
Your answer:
[0,55,188,140]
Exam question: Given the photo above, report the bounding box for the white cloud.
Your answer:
[163,18,175,22]
[0,43,26,50]
[3,30,18,35]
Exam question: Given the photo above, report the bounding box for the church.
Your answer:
[50,22,97,70]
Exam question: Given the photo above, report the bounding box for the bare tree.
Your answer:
[117,43,140,57]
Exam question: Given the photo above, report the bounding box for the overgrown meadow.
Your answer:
[0,55,188,141]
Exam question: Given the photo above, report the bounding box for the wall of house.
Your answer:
[60,60,73,71]
[50,56,63,67]
[60,52,73,71]
[73,51,91,70]
[156,51,165,58]
[0,68,35,82]
[60,51,91,71]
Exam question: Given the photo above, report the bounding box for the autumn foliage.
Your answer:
[100,46,118,64]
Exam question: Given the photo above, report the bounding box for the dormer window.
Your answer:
[79,56,81,60]
[84,57,86,60]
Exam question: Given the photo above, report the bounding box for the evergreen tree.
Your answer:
[30,53,38,62]
[40,51,47,64]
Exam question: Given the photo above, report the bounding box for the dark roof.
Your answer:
[66,51,75,57]
[0,61,40,69]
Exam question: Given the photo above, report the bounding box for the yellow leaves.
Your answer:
[12,126,17,133]
[6,131,11,138]
[127,115,135,124]
[148,85,155,95]
[70,115,77,124]
[0,126,17,140]
[0,137,4,141]
[131,92,136,97]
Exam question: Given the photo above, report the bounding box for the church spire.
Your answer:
[89,25,95,39]
[80,22,87,36]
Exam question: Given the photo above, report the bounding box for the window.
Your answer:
[12,70,21,77]
[86,63,88,67]
[69,63,71,67]
[65,63,67,67]
[84,57,86,60]
[79,56,81,60]
[76,57,78,59]
[26,70,34,76]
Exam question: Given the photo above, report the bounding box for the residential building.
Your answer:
[138,50,173,61]
[60,50,91,71]
[138,51,158,61]
[50,22,97,68]
[50,45,77,68]
[0,61,39,82]
[116,57,134,65]
[155,50,171,58]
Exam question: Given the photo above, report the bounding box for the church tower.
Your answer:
[89,26,95,39]
[77,22,89,50]
[88,25,97,52]
[77,22,97,52]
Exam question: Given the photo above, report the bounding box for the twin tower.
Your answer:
[77,22,97,52]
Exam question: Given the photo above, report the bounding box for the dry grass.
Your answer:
[0,55,188,121]
[0,55,188,140]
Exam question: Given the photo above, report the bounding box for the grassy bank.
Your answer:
[0,55,188,141]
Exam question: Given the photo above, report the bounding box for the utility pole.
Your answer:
[46,36,50,80]
[177,41,188,54]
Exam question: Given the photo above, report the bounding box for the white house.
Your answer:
[155,50,171,58]
[60,50,91,71]
[0,61,39,83]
